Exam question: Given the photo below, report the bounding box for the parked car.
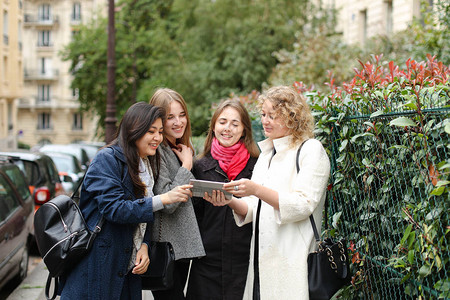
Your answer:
[74,142,104,162]
[0,150,65,212]
[0,157,34,289]
[45,152,84,196]
[38,144,90,170]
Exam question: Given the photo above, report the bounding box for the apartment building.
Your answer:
[19,0,105,147]
[329,0,422,45]
[0,0,22,150]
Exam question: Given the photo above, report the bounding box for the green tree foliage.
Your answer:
[62,0,311,136]
[269,0,449,92]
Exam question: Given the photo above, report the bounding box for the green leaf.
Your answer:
[370,110,383,118]
[430,186,445,196]
[445,123,450,134]
[436,180,450,187]
[389,117,417,127]
[418,264,431,278]
[339,139,348,152]
[434,279,450,292]
[401,224,413,245]
[332,211,342,229]
[407,250,414,264]
[426,207,443,221]
[407,231,415,249]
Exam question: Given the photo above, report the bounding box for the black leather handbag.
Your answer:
[34,174,104,300]
[141,214,175,291]
[293,141,350,300]
[307,217,351,300]
[141,241,175,290]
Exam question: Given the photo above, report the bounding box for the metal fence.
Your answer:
[325,92,449,299]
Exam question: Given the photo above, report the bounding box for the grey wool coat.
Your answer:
[152,143,205,260]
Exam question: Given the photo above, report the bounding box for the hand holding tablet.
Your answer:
[189,179,233,200]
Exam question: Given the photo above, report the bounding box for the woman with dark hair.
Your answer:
[149,88,205,300]
[186,99,259,300]
[59,102,192,300]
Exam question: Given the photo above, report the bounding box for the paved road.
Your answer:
[3,256,155,300]
[0,255,42,300]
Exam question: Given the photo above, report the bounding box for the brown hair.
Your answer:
[149,88,194,152]
[201,99,260,158]
[258,85,314,146]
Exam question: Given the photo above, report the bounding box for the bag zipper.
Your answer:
[43,230,82,260]
[47,202,68,232]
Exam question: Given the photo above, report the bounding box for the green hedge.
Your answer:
[306,55,449,299]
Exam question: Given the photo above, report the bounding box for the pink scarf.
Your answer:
[211,138,250,180]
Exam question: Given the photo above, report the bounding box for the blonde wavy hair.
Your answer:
[258,85,314,146]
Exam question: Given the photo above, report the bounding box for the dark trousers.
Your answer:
[152,260,190,300]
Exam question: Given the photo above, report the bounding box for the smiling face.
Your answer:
[136,118,164,158]
[164,101,187,145]
[261,100,290,140]
[214,107,244,148]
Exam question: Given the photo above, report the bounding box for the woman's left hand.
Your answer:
[223,179,255,197]
[132,243,150,274]
[203,190,231,206]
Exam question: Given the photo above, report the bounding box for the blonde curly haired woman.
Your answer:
[204,85,331,299]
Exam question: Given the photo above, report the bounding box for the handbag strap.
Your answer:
[294,141,321,243]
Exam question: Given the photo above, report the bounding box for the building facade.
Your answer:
[0,0,23,150]
[330,0,422,45]
[19,0,105,147]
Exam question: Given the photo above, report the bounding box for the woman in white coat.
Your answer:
[204,85,330,300]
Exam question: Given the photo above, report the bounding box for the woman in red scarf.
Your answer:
[187,99,260,300]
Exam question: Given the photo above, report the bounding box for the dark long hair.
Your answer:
[111,102,165,197]
[201,99,259,158]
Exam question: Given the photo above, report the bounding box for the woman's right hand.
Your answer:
[172,144,193,170]
[161,184,193,205]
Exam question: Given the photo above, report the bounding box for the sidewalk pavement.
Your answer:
[7,260,154,300]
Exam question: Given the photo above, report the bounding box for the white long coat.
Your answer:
[234,136,330,300]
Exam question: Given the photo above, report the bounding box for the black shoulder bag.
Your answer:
[34,171,105,300]
[295,143,351,300]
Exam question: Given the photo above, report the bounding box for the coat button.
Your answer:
[125,247,130,253]
[118,271,124,277]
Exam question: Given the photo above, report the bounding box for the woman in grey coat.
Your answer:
[149,88,205,300]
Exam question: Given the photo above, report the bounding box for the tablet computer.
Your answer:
[189,179,233,200]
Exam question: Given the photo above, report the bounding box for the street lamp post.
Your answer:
[105,0,117,143]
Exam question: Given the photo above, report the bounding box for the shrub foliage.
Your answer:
[304,54,449,299]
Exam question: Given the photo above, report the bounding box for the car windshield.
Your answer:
[51,156,82,173]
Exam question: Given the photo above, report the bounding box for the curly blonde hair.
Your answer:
[258,85,314,146]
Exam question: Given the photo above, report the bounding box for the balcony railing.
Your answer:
[37,42,54,48]
[24,69,59,81]
[24,14,59,27]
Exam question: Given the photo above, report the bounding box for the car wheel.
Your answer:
[16,244,29,282]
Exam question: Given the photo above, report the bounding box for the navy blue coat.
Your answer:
[59,145,154,300]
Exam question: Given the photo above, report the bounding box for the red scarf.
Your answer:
[211,138,250,180]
